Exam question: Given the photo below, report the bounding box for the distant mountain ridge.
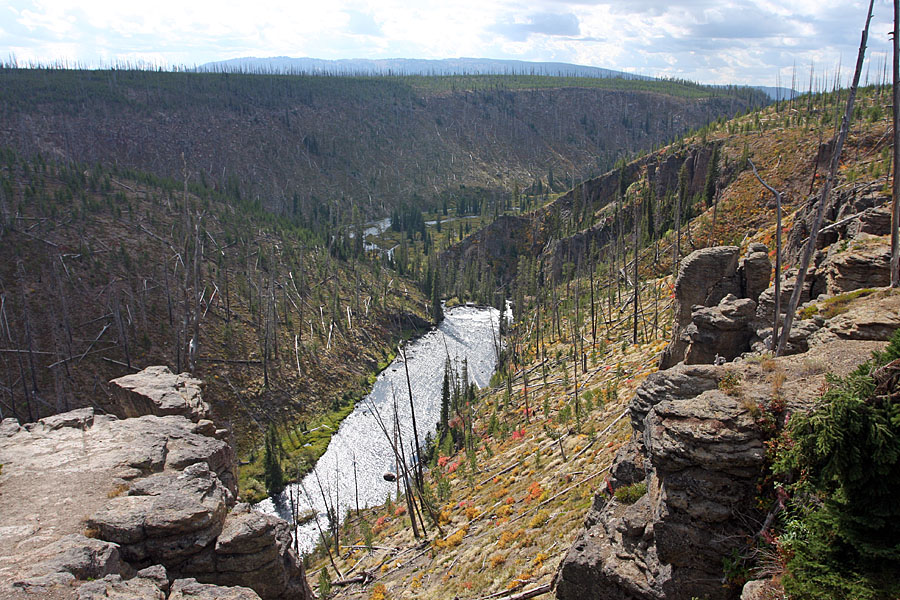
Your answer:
[197,56,794,99]
[196,56,651,79]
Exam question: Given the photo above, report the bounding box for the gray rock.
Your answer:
[820,242,891,294]
[0,375,309,600]
[31,534,128,581]
[136,564,170,593]
[674,246,742,327]
[169,578,262,600]
[0,417,22,437]
[808,291,900,345]
[738,244,772,303]
[108,366,209,422]
[683,294,757,364]
[752,318,821,355]
[645,390,764,478]
[76,573,166,600]
[660,247,742,369]
[178,504,315,600]
[556,365,765,600]
[37,408,96,432]
[631,364,720,433]
[847,206,892,237]
[609,440,647,488]
[741,579,781,600]
[87,462,229,564]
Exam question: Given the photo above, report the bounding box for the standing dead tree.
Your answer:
[749,159,783,350]
[777,0,874,356]
[893,0,900,287]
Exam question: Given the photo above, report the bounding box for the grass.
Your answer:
[818,288,877,319]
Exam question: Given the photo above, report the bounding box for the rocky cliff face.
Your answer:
[0,367,312,600]
[554,338,888,600]
[557,193,898,599]
[443,143,719,288]
[554,364,764,600]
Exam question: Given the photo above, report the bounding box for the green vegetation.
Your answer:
[239,383,361,503]
[263,424,285,496]
[771,329,900,600]
[801,288,880,320]
[614,482,648,505]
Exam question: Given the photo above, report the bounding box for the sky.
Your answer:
[1,0,895,87]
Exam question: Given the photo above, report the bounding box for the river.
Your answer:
[256,305,504,554]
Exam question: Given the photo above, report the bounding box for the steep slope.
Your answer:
[0,68,768,222]
[309,85,897,600]
[0,152,428,498]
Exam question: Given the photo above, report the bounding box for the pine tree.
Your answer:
[431,270,443,322]
[440,358,451,435]
[703,145,719,208]
[263,424,285,496]
[776,328,900,599]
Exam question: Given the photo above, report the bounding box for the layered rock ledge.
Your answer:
[0,367,311,600]
[554,339,886,600]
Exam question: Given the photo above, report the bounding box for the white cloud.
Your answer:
[0,0,891,85]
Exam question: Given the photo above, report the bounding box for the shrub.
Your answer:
[614,482,647,505]
[772,328,900,599]
[317,568,332,597]
[529,509,550,528]
[718,371,742,396]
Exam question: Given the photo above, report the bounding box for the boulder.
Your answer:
[631,364,720,433]
[87,462,229,565]
[846,206,892,237]
[109,366,209,422]
[754,269,812,326]
[35,408,95,432]
[738,243,772,303]
[682,294,757,364]
[820,240,891,294]
[672,246,741,330]
[76,572,167,600]
[10,534,130,592]
[741,579,781,600]
[609,440,647,487]
[169,578,262,600]
[808,290,900,345]
[181,504,315,600]
[660,246,770,369]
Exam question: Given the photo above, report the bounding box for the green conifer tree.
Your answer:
[263,424,285,496]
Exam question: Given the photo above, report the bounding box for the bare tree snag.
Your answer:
[893,0,900,287]
[778,0,874,356]
[750,159,783,351]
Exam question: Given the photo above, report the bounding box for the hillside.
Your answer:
[197,57,653,80]
[307,84,898,599]
[0,151,432,503]
[0,68,768,224]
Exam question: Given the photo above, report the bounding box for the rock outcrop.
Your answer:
[682,295,757,365]
[660,245,771,368]
[0,367,312,600]
[555,364,764,600]
[109,366,210,423]
[819,237,892,294]
[555,340,889,600]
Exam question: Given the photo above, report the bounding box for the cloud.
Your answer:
[0,0,890,86]
[347,10,383,37]
[492,12,581,42]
